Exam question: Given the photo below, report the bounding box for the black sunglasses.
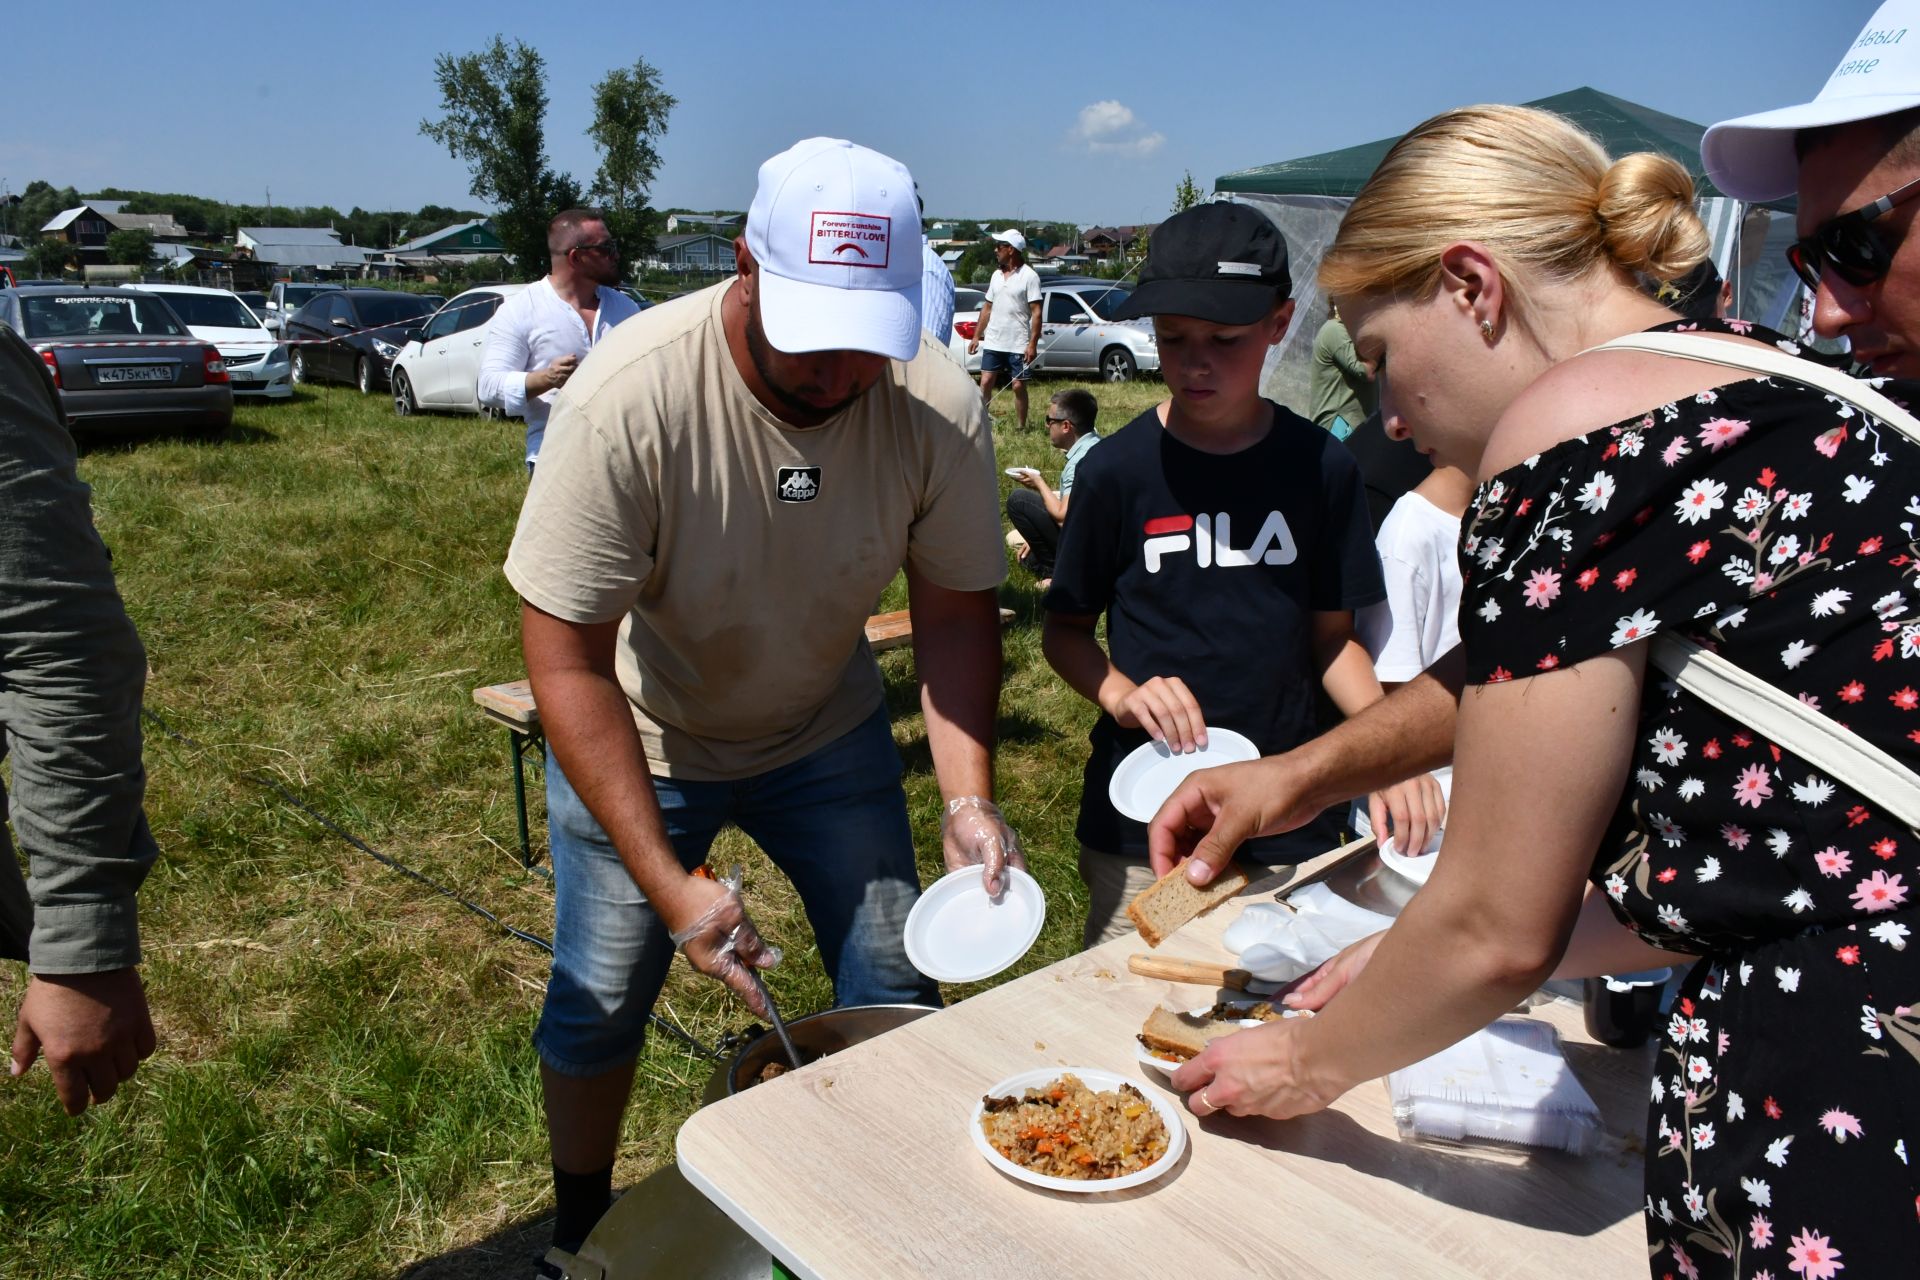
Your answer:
[1044,414,1071,425]
[1787,174,1920,291]
[570,240,619,257]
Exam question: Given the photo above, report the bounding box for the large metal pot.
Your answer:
[700,1002,938,1105]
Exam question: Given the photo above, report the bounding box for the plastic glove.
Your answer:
[940,796,1028,896]
[666,867,783,1019]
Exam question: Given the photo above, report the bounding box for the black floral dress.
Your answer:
[1459,321,1920,1279]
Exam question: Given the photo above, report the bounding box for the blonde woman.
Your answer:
[1151,105,1920,1278]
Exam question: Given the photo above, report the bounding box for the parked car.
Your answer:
[129,284,291,400]
[282,288,438,394]
[618,285,654,312]
[236,291,270,320]
[387,284,528,416]
[946,276,1157,381]
[0,285,232,434]
[260,281,342,335]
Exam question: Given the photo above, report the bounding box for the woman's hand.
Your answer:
[1169,1018,1348,1120]
[1281,931,1385,1012]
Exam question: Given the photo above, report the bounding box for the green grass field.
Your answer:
[0,364,1166,1280]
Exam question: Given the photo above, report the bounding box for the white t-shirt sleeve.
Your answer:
[1355,493,1463,682]
[1019,267,1041,306]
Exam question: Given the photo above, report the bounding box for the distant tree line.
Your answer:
[0,178,488,252]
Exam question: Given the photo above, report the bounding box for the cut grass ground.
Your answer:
[0,367,1166,1280]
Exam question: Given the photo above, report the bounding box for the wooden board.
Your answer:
[677,847,1655,1280]
[864,607,1020,655]
[471,679,539,731]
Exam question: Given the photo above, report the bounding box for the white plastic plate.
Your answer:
[1377,834,1441,887]
[1108,728,1260,823]
[1004,466,1038,479]
[971,1066,1187,1193]
[903,865,1045,984]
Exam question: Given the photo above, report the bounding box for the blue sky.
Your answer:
[2,1,1877,227]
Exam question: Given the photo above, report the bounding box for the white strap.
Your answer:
[1650,635,1920,830]
[1592,331,1920,447]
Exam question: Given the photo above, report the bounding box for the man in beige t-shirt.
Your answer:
[506,137,1022,1264]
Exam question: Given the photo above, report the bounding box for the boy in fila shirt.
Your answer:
[1041,201,1394,947]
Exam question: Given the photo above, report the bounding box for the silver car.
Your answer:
[0,286,233,434]
[946,276,1159,382]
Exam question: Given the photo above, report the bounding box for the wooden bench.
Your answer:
[473,608,1018,869]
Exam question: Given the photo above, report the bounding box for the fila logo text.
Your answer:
[1142,512,1298,573]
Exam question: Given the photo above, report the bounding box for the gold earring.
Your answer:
[1480,319,1494,340]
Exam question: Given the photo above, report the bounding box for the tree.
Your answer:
[420,37,580,282]
[954,220,982,242]
[954,242,997,285]
[587,56,676,267]
[1173,171,1203,213]
[26,238,72,278]
[106,229,154,266]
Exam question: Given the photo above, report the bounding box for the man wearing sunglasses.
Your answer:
[479,208,643,472]
[1705,0,1920,377]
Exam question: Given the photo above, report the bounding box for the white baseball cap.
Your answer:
[990,228,1027,253]
[745,137,923,361]
[1704,2,1920,202]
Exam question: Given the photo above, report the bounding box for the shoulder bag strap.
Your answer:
[1649,636,1920,830]
[1590,331,1920,447]
[1580,331,1920,826]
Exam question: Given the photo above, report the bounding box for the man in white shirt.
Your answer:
[968,228,1042,429]
[919,188,956,347]
[478,209,642,472]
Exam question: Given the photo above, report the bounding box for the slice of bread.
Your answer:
[1137,1006,1251,1061]
[1125,863,1249,947]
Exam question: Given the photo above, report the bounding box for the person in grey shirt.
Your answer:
[0,325,158,1115]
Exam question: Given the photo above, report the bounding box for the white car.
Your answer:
[128,283,292,400]
[387,284,528,417]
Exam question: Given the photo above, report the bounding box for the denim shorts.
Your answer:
[979,347,1028,381]
[533,704,939,1077]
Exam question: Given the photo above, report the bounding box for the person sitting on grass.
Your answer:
[1040,200,1414,948]
[1005,388,1101,589]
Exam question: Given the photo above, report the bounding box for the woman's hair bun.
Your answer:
[1595,152,1709,281]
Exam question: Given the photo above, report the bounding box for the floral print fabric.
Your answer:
[1460,321,1920,1278]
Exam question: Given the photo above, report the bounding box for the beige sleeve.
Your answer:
[503,395,658,623]
[905,390,1008,592]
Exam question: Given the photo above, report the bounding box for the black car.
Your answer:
[0,285,233,434]
[282,288,437,394]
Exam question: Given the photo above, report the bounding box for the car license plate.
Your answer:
[95,365,174,385]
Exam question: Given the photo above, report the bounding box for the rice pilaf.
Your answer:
[979,1073,1168,1180]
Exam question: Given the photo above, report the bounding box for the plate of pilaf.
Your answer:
[973,1068,1185,1193]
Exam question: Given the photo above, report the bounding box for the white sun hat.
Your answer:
[1704,2,1920,202]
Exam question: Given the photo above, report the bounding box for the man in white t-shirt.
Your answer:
[504,137,1024,1267]
[968,228,1042,429]
[1350,464,1473,852]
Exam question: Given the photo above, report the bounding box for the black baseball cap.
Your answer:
[1112,201,1291,325]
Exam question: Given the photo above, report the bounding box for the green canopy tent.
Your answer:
[1218,88,1805,407]
[1217,86,1785,204]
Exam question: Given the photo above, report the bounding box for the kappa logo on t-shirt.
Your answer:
[777,465,822,503]
[808,211,891,269]
[1142,511,1298,573]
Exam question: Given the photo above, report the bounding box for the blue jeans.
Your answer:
[534,704,939,1076]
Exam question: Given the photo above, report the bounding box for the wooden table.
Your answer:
[677,847,1656,1279]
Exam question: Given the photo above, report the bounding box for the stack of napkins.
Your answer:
[1221,883,1396,984]
[1386,1017,1602,1155]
